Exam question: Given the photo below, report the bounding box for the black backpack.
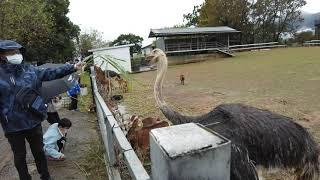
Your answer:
[15,87,47,120]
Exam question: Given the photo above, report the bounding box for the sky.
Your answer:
[68,0,320,46]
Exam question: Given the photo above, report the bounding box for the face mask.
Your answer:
[6,54,23,64]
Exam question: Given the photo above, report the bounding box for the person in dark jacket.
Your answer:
[0,40,82,180]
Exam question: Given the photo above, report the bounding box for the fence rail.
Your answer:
[303,40,320,46]
[229,42,286,51]
[90,67,151,180]
[165,41,227,52]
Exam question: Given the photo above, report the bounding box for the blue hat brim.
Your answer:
[0,40,23,51]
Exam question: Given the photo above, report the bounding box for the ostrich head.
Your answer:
[146,48,166,65]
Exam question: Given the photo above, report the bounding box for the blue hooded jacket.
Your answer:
[0,64,76,133]
[67,83,81,97]
[0,40,76,133]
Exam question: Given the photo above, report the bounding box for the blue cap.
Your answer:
[0,40,23,51]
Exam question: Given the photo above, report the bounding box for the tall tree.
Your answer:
[0,0,80,63]
[183,5,202,27]
[77,30,110,58]
[294,31,314,43]
[0,0,53,62]
[44,0,80,63]
[198,0,253,43]
[251,0,306,42]
[184,0,306,43]
[111,34,143,55]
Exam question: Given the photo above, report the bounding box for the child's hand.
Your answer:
[60,153,65,159]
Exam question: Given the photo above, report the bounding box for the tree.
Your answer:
[44,0,80,63]
[111,34,143,55]
[77,30,110,58]
[0,0,53,62]
[183,5,202,27]
[173,24,188,28]
[198,0,253,43]
[251,0,306,42]
[184,0,306,43]
[294,31,314,43]
[0,0,80,63]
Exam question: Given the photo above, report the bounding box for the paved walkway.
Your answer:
[0,109,99,180]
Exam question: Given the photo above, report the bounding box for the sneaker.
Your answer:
[47,156,65,161]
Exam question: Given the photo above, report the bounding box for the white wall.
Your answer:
[142,47,152,56]
[156,38,165,51]
[93,46,132,73]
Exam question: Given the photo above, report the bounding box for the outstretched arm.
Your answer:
[35,64,77,82]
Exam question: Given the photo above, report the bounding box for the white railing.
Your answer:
[303,40,320,46]
[165,41,227,52]
[229,42,286,51]
[90,67,150,180]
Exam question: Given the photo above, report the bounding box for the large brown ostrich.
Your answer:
[147,49,319,180]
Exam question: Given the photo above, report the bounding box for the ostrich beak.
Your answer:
[145,53,157,65]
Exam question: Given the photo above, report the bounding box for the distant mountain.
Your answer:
[299,11,320,31]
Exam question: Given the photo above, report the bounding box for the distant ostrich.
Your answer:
[180,74,185,85]
[147,49,319,180]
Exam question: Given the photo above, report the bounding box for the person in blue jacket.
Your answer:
[67,80,81,111]
[43,118,72,161]
[0,40,82,180]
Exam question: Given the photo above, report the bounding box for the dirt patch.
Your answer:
[0,109,103,179]
[300,111,320,123]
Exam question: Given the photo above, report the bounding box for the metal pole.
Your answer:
[228,33,230,48]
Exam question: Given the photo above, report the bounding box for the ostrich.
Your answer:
[147,49,319,180]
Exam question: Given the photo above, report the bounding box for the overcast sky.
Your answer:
[68,0,320,46]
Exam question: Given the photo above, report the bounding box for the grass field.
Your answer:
[123,47,320,179]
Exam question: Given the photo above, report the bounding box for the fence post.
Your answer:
[150,123,231,180]
[104,115,118,166]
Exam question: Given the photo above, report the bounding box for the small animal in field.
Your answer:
[180,74,185,85]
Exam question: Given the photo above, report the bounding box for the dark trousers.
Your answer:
[47,112,60,124]
[5,125,50,180]
[69,94,78,110]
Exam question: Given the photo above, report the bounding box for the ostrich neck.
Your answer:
[154,55,168,108]
[154,54,200,125]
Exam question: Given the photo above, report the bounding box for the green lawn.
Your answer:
[78,71,93,112]
[123,47,320,179]
[125,47,320,119]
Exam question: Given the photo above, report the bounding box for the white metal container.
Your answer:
[150,123,231,180]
